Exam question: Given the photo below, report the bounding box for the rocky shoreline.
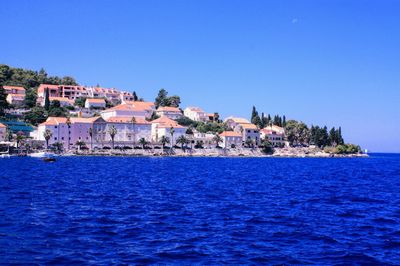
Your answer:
[72,147,368,158]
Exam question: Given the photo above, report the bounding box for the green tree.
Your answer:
[170,127,175,148]
[75,140,86,151]
[61,76,78,85]
[329,127,336,146]
[24,106,47,126]
[24,88,37,108]
[74,97,87,108]
[44,88,50,111]
[160,135,170,151]
[15,131,25,149]
[133,91,138,101]
[176,135,189,151]
[108,125,117,149]
[43,129,52,149]
[138,137,148,149]
[0,86,9,117]
[212,134,223,148]
[155,88,168,108]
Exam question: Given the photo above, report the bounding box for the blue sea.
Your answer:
[1,154,400,265]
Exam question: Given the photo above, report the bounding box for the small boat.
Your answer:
[0,154,11,158]
[29,152,57,158]
[43,157,56,162]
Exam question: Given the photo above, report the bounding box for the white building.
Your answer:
[6,94,25,106]
[105,116,152,146]
[151,116,187,144]
[100,102,155,120]
[224,117,260,145]
[219,131,243,149]
[260,128,286,147]
[156,106,183,120]
[183,106,217,122]
[4,86,26,106]
[37,84,133,105]
[85,98,106,109]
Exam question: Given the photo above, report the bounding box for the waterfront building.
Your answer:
[36,116,106,149]
[155,106,183,120]
[85,98,106,109]
[151,116,187,143]
[0,123,6,141]
[219,131,243,149]
[192,130,215,148]
[224,117,260,145]
[104,116,152,147]
[184,107,215,122]
[100,101,154,120]
[260,128,286,147]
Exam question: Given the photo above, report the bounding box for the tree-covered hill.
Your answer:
[0,64,78,89]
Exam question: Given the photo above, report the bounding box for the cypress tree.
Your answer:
[282,115,286,127]
[0,86,9,117]
[133,91,138,101]
[44,87,50,111]
[329,127,336,146]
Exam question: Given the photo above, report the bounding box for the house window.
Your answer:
[61,137,64,140]
[54,137,57,140]
[55,126,58,129]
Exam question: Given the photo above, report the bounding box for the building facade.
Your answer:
[156,106,183,120]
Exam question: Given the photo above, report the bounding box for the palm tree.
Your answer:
[212,134,223,148]
[169,126,175,148]
[43,129,52,149]
[160,136,170,152]
[66,117,71,150]
[176,135,189,151]
[131,116,136,149]
[88,127,93,150]
[15,131,25,149]
[75,140,86,151]
[53,142,63,153]
[186,127,194,150]
[138,137,148,149]
[245,138,254,148]
[108,125,117,149]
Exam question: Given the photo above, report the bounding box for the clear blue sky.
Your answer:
[1,0,399,152]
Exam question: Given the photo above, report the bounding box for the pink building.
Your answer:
[37,116,106,149]
[101,102,155,120]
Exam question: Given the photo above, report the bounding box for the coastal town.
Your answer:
[0,65,364,158]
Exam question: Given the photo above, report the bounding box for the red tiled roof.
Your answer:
[219,131,242,137]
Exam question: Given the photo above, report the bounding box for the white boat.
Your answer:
[28,152,57,158]
[0,154,11,158]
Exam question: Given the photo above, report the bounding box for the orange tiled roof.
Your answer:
[86,98,106,103]
[0,123,6,128]
[151,116,184,128]
[239,123,258,130]
[106,116,150,124]
[225,117,250,124]
[186,106,205,112]
[3,85,25,91]
[220,131,242,137]
[157,106,181,112]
